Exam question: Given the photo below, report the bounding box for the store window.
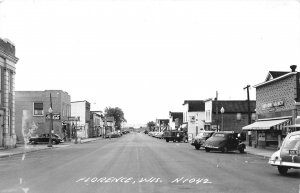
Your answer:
[33,102,44,116]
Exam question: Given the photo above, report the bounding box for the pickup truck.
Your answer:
[164,130,188,143]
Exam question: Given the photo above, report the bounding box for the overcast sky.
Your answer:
[0,0,300,126]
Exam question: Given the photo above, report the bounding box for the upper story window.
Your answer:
[33,102,44,116]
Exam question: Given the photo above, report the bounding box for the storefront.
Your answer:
[242,66,300,149]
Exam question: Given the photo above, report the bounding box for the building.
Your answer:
[90,111,104,137]
[0,38,18,148]
[71,101,91,138]
[204,99,256,133]
[156,119,169,132]
[168,111,183,130]
[105,116,115,134]
[243,65,300,149]
[15,90,71,144]
[182,100,205,140]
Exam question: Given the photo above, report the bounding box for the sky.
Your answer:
[0,0,300,127]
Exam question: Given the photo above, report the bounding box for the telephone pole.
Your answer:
[244,85,252,146]
[243,85,251,124]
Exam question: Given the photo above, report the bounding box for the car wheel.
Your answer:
[278,166,288,175]
[195,145,200,150]
[205,148,210,152]
[239,148,245,153]
[166,138,169,142]
[173,139,176,143]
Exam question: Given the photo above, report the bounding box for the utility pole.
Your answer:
[215,91,218,132]
[244,85,252,146]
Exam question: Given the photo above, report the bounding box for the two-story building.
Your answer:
[205,99,256,134]
[0,38,18,148]
[71,101,91,138]
[90,111,104,137]
[168,111,183,130]
[15,90,71,144]
[243,65,300,149]
[182,100,205,140]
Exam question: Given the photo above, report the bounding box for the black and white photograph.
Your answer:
[0,0,300,192]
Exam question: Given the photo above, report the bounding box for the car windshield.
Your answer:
[282,134,300,151]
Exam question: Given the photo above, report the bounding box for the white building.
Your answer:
[71,101,90,138]
[182,100,205,141]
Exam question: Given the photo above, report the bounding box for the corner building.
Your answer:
[0,38,18,148]
[243,66,300,149]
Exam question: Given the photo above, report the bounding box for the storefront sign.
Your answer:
[262,100,284,110]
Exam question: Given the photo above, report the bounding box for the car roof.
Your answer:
[287,131,300,137]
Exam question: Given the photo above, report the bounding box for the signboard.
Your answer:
[68,116,80,121]
[262,100,284,110]
[46,113,61,120]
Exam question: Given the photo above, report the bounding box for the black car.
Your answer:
[29,134,63,145]
[164,130,188,143]
[204,132,245,153]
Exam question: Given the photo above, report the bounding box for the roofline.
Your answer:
[182,100,204,105]
[254,72,297,88]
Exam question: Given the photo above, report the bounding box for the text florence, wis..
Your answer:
[76,177,212,184]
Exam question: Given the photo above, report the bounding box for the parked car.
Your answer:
[29,134,63,145]
[204,132,245,153]
[155,132,164,139]
[268,131,300,175]
[191,131,215,150]
[164,130,188,143]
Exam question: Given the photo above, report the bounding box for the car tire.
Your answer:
[278,166,288,175]
[166,138,169,142]
[195,145,200,150]
[239,148,245,153]
[205,148,210,152]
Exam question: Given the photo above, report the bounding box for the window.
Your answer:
[33,102,43,116]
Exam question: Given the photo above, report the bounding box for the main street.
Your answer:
[0,132,299,193]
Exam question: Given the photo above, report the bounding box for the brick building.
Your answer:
[205,99,256,133]
[15,90,71,144]
[0,38,18,148]
[243,65,300,149]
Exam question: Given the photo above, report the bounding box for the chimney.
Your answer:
[290,65,297,72]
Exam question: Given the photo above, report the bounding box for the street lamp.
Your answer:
[48,106,53,147]
[220,107,225,131]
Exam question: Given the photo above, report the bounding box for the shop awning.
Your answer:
[242,119,290,131]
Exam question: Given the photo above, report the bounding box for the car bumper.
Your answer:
[268,160,300,168]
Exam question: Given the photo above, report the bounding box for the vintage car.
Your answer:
[164,130,188,143]
[29,134,63,145]
[268,131,300,175]
[191,131,215,150]
[204,132,245,153]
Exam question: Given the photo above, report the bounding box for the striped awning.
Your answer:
[242,119,291,131]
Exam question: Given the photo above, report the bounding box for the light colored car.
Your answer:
[155,132,164,139]
[268,131,300,175]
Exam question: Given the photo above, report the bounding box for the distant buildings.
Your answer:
[0,38,18,148]
[71,101,91,138]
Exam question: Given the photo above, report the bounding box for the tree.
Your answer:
[104,107,126,130]
[147,121,156,131]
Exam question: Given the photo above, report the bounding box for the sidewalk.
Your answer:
[245,145,276,158]
[0,137,103,158]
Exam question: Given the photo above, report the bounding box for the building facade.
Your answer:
[156,119,169,132]
[168,111,183,130]
[15,90,71,144]
[71,101,91,138]
[243,66,300,149]
[205,99,256,133]
[0,38,18,148]
[182,100,205,140]
[90,111,104,137]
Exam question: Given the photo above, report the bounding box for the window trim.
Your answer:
[33,102,44,116]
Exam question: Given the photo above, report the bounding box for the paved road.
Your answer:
[0,132,299,193]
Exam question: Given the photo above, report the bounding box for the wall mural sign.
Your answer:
[262,100,284,110]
